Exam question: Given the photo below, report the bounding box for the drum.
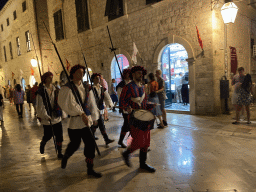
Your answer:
[130,110,155,131]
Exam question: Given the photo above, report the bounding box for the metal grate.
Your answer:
[253,45,256,57]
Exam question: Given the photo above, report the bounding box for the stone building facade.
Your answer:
[1,0,256,115]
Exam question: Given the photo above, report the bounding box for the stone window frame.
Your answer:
[16,37,21,56]
[75,0,90,33]
[25,30,31,52]
[146,0,163,5]
[9,42,13,60]
[13,10,17,20]
[53,9,65,41]
[105,0,124,21]
[3,46,7,62]
[6,18,9,26]
[22,1,27,12]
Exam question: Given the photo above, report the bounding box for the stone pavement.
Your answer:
[1,101,256,192]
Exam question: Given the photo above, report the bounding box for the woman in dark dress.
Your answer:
[233,74,252,124]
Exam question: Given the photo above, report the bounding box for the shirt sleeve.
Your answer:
[36,94,51,120]
[104,90,114,108]
[120,85,131,111]
[58,86,84,116]
[88,90,99,121]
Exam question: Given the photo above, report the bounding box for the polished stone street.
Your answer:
[1,101,256,192]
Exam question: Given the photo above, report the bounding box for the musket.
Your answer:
[42,21,101,156]
[106,26,124,81]
[30,33,58,156]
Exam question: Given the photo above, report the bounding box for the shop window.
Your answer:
[13,10,17,20]
[105,0,124,21]
[16,37,21,56]
[6,18,9,26]
[3,46,7,62]
[146,0,162,5]
[75,0,90,33]
[54,10,64,41]
[22,1,27,12]
[9,42,13,60]
[25,30,31,52]
[111,54,129,85]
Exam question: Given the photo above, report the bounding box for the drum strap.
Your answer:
[131,93,145,107]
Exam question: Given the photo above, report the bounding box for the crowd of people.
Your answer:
[1,64,253,178]
[0,65,169,178]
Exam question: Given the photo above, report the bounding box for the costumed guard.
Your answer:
[37,72,64,159]
[121,66,156,172]
[90,73,115,147]
[58,65,102,178]
[116,69,131,148]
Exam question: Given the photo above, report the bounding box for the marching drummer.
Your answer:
[120,66,156,172]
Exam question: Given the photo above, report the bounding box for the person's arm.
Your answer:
[120,85,132,113]
[36,94,51,120]
[156,79,164,93]
[104,90,114,108]
[88,90,99,121]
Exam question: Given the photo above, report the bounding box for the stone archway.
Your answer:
[152,35,196,114]
[106,48,133,85]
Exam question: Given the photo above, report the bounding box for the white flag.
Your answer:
[132,42,138,64]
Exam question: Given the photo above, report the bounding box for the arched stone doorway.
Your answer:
[111,54,130,85]
[160,43,189,111]
[152,35,196,114]
[21,78,26,91]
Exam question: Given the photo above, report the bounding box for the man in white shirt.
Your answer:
[58,65,101,178]
[90,73,114,147]
[174,72,183,103]
[37,72,64,159]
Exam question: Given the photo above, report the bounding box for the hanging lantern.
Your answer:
[30,59,37,67]
[221,2,238,24]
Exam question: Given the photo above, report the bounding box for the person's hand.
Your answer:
[47,116,52,121]
[127,107,132,114]
[81,113,89,126]
[93,121,98,126]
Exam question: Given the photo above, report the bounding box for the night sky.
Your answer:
[0,0,9,11]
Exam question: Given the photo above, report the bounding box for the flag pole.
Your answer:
[30,33,58,156]
[42,21,101,156]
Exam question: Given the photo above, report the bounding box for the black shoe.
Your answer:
[105,139,115,145]
[58,153,63,159]
[94,136,99,140]
[163,120,168,126]
[140,163,156,172]
[157,125,165,129]
[118,142,127,148]
[122,151,131,167]
[40,141,46,154]
[112,108,116,112]
[87,169,102,178]
[61,155,68,169]
[232,121,239,124]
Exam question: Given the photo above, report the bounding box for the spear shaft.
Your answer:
[107,26,124,81]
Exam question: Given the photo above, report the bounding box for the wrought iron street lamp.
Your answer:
[221,1,238,24]
[220,0,238,114]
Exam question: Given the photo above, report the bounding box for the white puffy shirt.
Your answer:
[58,82,99,129]
[36,86,61,125]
